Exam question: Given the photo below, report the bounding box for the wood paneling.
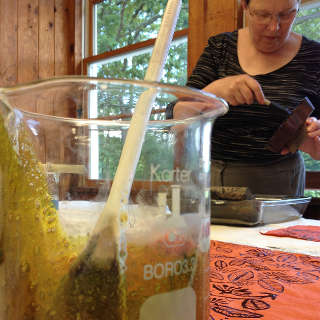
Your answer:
[18,0,39,87]
[187,0,205,76]
[0,1,18,86]
[39,0,55,80]
[0,0,82,113]
[55,0,74,78]
[37,1,55,115]
[74,0,83,75]
[0,0,83,200]
[17,0,39,112]
[188,0,241,75]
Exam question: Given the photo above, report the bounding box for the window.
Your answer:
[83,0,188,180]
[83,0,320,194]
[84,0,188,85]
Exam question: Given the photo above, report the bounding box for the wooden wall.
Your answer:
[188,0,241,75]
[0,0,83,200]
[0,0,82,115]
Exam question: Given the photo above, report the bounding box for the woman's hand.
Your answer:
[173,99,226,119]
[281,117,320,160]
[203,74,265,106]
[299,117,320,160]
[172,98,228,134]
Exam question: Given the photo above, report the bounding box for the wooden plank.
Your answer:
[0,0,18,87]
[88,0,94,56]
[39,0,55,80]
[74,0,83,75]
[54,0,74,78]
[188,0,241,76]
[54,0,78,199]
[206,0,240,39]
[47,0,69,198]
[67,0,76,74]
[17,0,39,85]
[188,0,206,76]
[17,0,39,112]
[37,0,55,116]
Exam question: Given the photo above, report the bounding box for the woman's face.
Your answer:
[243,0,300,53]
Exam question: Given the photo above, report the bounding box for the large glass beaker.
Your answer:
[0,77,228,320]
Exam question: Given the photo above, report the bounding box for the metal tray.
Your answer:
[211,195,311,226]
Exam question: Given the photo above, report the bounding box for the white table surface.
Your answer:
[59,201,320,257]
[210,218,320,257]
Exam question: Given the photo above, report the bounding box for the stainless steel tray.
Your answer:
[211,195,311,226]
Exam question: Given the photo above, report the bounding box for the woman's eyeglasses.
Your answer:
[248,7,299,25]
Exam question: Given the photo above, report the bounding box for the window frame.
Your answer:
[82,0,320,193]
[83,0,189,76]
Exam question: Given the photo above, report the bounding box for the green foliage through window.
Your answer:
[88,0,189,181]
[95,0,188,54]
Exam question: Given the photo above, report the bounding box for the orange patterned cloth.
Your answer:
[209,240,320,320]
[260,225,320,242]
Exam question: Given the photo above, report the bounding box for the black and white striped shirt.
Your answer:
[185,31,320,163]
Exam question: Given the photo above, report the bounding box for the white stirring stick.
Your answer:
[89,0,182,265]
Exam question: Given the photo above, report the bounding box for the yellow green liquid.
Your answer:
[0,114,208,319]
[0,113,83,319]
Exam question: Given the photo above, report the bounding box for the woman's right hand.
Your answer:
[203,74,266,106]
[173,99,227,120]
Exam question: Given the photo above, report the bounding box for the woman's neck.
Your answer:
[238,28,302,75]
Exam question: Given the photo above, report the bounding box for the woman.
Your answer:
[167,0,320,196]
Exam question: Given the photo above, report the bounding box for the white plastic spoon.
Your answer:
[59,2,182,318]
[90,0,182,269]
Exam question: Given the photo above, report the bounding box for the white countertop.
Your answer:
[58,201,320,257]
[210,218,320,257]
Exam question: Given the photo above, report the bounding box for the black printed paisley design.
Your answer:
[209,241,320,319]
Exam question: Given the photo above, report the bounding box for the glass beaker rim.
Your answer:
[0,76,228,125]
